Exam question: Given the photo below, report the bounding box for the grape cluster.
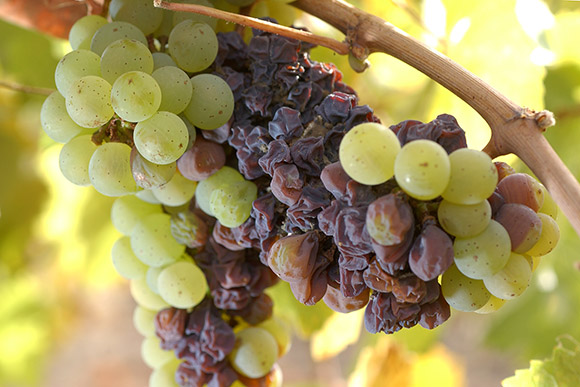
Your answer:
[40,0,562,385]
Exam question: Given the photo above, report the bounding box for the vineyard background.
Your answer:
[1,0,580,386]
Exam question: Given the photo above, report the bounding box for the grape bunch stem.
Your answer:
[160,0,579,239]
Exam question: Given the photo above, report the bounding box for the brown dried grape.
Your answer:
[366,193,414,246]
[267,232,319,282]
[323,284,370,313]
[177,136,226,181]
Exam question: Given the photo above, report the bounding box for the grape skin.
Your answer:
[338,122,401,185]
[228,327,279,379]
[483,252,532,300]
[168,20,218,73]
[100,38,154,84]
[55,49,101,98]
[130,212,185,267]
[66,75,115,128]
[133,111,189,165]
[59,134,98,186]
[68,15,108,50]
[88,142,137,196]
[394,139,450,200]
[133,305,157,337]
[453,219,511,280]
[437,199,491,238]
[111,71,162,122]
[110,194,163,235]
[157,260,208,309]
[41,91,92,143]
[441,264,491,312]
[442,148,498,205]
[183,73,235,130]
[111,236,149,279]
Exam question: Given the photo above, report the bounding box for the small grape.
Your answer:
[483,252,532,300]
[68,14,108,50]
[90,21,148,55]
[453,220,511,279]
[111,236,149,279]
[496,173,544,212]
[183,73,234,130]
[195,166,245,216]
[109,0,164,35]
[133,305,157,337]
[141,335,174,369]
[133,111,189,165]
[55,49,101,98]
[209,180,257,227]
[149,358,181,387]
[151,66,193,114]
[257,316,292,357]
[442,148,498,205]
[394,139,451,200]
[66,75,114,128]
[525,213,560,256]
[338,122,401,185]
[111,71,162,122]
[437,199,491,238]
[111,194,163,235]
[152,172,198,207]
[157,260,208,309]
[494,203,542,254]
[131,149,177,190]
[167,20,218,72]
[88,142,137,196]
[228,327,279,379]
[130,277,170,310]
[100,38,154,84]
[441,264,491,312]
[41,91,92,143]
[59,134,98,186]
[130,212,185,267]
[152,52,177,70]
[474,295,507,314]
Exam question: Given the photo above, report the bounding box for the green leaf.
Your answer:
[502,336,580,387]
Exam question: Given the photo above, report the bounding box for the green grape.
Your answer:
[338,122,401,186]
[195,166,244,216]
[100,39,154,84]
[130,212,185,267]
[153,8,174,37]
[149,358,181,387]
[474,294,507,314]
[66,75,114,128]
[453,219,511,279]
[146,265,165,294]
[55,49,101,98]
[184,74,234,130]
[394,139,450,200]
[157,260,208,309]
[41,92,93,143]
[88,142,137,196]
[68,14,108,50]
[111,236,149,279]
[229,327,279,379]
[111,194,163,235]
[538,184,558,219]
[525,213,560,256]
[136,189,162,204]
[152,172,198,207]
[134,111,189,164]
[141,336,174,369]
[152,52,177,70]
[133,305,157,337]
[442,148,498,205]
[151,66,193,114]
[441,263,491,312]
[172,0,218,30]
[209,180,257,227]
[110,0,164,35]
[111,71,162,122]
[130,277,170,310]
[90,21,148,56]
[483,252,532,300]
[167,20,218,73]
[437,199,491,238]
[132,151,177,190]
[257,316,292,357]
[524,254,541,272]
[59,134,98,186]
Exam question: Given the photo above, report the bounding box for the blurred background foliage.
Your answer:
[1,0,580,386]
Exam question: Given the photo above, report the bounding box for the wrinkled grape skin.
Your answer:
[409,223,454,281]
[366,193,414,246]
